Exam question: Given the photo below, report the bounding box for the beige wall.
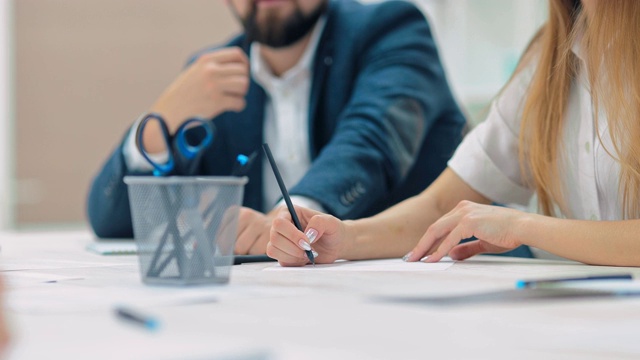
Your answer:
[15,0,239,227]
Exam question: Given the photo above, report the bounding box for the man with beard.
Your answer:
[87,0,466,256]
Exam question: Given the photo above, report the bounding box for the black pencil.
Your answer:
[262,143,315,266]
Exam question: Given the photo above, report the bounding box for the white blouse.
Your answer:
[448,45,622,222]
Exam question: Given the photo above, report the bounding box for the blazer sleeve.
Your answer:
[86,133,147,238]
[86,122,228,238]
[290,2,455,219]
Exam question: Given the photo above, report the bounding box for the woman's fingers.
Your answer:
[304,214,339,242]
[405,211,462,261]
[449,240,509,261]
[406,201,485,262]
[424,223,470,263]
[269,206,344,265]
[266,241,308,267]
[268,214,311,266]
[271,216,309,250]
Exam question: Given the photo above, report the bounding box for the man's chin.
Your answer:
[245,0,327,48]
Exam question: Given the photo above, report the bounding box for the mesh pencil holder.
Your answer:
[124,176,248,286]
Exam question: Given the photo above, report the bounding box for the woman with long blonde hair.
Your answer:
[267,0,640,267]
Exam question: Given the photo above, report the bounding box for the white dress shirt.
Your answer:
[123,18,327,213]
[448,43,622,257]
[252,17,326,211]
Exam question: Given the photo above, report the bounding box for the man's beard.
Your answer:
[243,1,327,48]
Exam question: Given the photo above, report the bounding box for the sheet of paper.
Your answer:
[0,257,132,272]
[86,240,138,255]
[6,277,313,315]
[5,271,85,288]
[264,258,455,272]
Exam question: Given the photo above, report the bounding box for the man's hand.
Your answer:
[234,206,283,255]
[143,47,250,153]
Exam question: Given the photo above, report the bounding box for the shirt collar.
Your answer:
[250,16,327,86]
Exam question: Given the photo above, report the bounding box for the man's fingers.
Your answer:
[212,63,249,77]
[219,76,250,96]
[235,209,258,255]
[241,217,269,254]
[235,232,255,255]
[200,47,248,65]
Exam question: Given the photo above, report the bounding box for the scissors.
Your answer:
[135,113,214,176]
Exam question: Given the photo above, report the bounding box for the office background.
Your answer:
[0,0,546,230]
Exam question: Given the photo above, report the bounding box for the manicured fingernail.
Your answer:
[298,239,311,251]
[305,229,318,243]
[420,256,430,262]
[312,250,319,258]
[402,252,413,262]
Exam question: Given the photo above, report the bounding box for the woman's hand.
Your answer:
[405,201,530,263]
[267,206,349,267]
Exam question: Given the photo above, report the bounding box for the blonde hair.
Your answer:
[518,0,640,218]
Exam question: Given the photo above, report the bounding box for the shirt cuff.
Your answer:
[275,196,326,213]
[122,115,170,172]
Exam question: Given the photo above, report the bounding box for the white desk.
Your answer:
[2,230,640,359]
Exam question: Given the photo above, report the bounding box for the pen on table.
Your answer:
[114,306,160,331]
[515,274,634,289]
[262,143,315,266]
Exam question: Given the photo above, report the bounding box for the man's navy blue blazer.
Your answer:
[87,0,466,238]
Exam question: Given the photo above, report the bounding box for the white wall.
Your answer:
[362,0,547,124]
[0,0,13,230]
[415,0,547,121]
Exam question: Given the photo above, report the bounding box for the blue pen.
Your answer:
[515,274,633,289]
[115,307,160,331]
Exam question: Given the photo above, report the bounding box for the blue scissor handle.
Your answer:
[135,114,214,176]
[174,117,214,160]
[136,113,175,176]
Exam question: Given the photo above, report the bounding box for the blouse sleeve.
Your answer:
[447,65,537,206]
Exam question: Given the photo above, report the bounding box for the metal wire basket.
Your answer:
[124,176,248,286]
